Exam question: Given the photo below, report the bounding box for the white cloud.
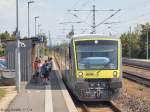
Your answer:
[0,0,16,33]
[0,0,15,9]
[0,0,15,15]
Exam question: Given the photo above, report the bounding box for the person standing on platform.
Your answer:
[47,57,53,80]
[41,60,49,85]
[38,59,43,82]
[48,57,53,73]
[34,57,39,77]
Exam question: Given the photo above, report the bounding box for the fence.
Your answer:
[5,39,32,82]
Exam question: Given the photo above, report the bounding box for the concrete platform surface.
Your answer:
[6,60,77,112]
[8,83,45,112]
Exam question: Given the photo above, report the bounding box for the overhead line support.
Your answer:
[67,4,121,34]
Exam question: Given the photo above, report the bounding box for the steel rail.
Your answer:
[81,101,122,112]
[123,71,150,87]
[82,104,90,112]
[109,101,122,112]
[123,64,150,71]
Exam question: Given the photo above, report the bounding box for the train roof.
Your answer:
[71,34,120,40]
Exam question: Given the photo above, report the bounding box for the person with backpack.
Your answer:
[41,60,49,85]
[48,57,53,72]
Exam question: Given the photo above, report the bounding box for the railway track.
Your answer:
[80,101,122,112]
[123,71,150,87]
[123,63,150,71]
[123,64,150,87]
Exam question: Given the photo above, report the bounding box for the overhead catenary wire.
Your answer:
[67,0,122,34]
[96,9,121,28]
[59,21,83,24]
[81,0,91,8]
[107,0,150,34]
[111,0,150,31]
[59,0,121,35]
[62,0,91,22]
[121,11,150,25]
[58,0,92,36]
[116,0,150,19]
[84,10,92,21]
[69,0,82,10]
[110,13,150,33]
[92,0,150,33]
[67,11,92,27]
[60,0,150,36]
[58,0,82,28]
[80,28,89,34]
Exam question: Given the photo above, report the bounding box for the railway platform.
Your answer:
[7,61,77,112]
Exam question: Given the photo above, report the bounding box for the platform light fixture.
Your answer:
[28,1,35,38]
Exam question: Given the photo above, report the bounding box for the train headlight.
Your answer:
[78,72,83,78]
[94,40,99,44]
[113,71,117,77]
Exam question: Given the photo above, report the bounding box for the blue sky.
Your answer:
[0,0,150,43]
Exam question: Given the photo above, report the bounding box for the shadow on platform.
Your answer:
[25,70,67,90]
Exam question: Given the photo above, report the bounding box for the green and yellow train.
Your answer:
[55,34,122,101]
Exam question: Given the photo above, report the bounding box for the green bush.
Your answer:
[0,50,5,57]
[0,88,6,99]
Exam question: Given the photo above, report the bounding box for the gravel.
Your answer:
[114,89,150,112]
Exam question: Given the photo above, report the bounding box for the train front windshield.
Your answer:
[75,40,118,70]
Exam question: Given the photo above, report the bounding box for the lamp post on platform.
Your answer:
[34,16,39,37]
[16,0,21,93]
[38,24,42,35]
[28,1,34,38]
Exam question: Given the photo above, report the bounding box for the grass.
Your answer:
[0,88,6,99]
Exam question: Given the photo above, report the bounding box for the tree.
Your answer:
[0,31,16,41]
[120,25,141,58]
[120,23,150,59]
[0,31,16,56]
[139,23,150,59]
[120,33,130,57]
[0,31,10,41]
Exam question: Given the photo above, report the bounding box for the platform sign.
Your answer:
[32,36,45,43]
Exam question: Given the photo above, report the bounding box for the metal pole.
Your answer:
[92,5,96,34]
[16,0,21,93]
[49,31,52,47]
[28,1,34,38]
[147,30,149,60]
[38,24,41,35]
[35,17,36,36]
[34,16,39,37]
[129,26,132,58]
[16,0,18,32]
[38,24,39,35]
[28,2,30,38]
